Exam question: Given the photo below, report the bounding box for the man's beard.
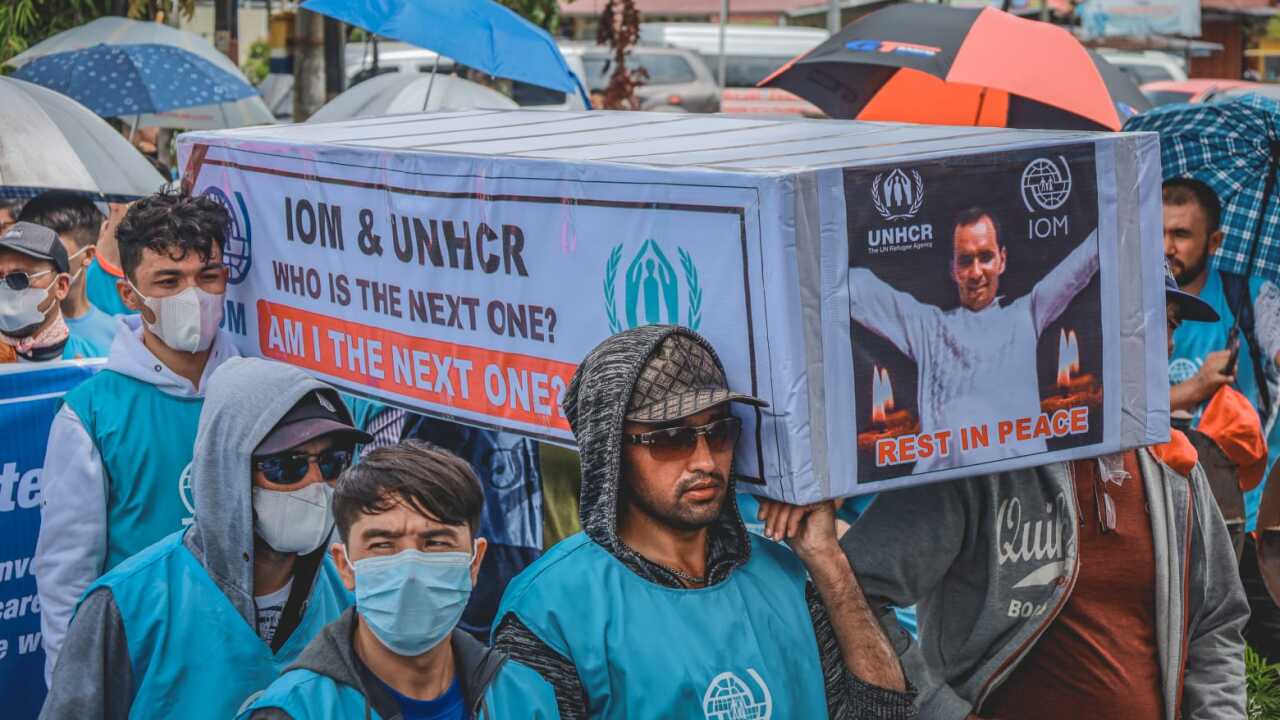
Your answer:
[623,471,728,532]
[1173,248,1209,287]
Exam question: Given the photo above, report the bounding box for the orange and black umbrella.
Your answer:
[763,4,1149,131]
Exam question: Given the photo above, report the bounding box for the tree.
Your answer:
[498,0,565,34]
[0,0,193,65]
[595,0,643,110]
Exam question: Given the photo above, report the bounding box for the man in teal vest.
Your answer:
[40,357,369,719]
[241,439,558,720]
[493,325,914,719]
[34,190,241,681]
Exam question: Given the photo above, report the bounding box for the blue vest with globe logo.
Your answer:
[63,370,204,570]
[496,532,827,719]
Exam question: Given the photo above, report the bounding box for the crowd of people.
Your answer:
[1,172,1274,719]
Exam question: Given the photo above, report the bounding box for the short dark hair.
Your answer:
[333,439,484,543]
[1163,178,1221,234]
[115,189,229,281]
[953,206,1003,248]
[18,191,104,250]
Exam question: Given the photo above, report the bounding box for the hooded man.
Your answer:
[39,358,368,719]
[837,273,1248,720]
[493,325,915,719]
[34,190,241,680]
[241,440,558,720]
[18,191,117,356]
[0,222,95,361]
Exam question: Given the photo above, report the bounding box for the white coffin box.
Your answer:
[180,110,1167,502]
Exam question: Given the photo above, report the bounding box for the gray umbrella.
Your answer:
[307,73,517,123]
[0,76,166,200]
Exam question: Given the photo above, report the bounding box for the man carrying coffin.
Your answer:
[835,272,1248,720]
[848,206,1098,472]
[493,325,915,719]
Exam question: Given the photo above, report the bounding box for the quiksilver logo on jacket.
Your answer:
[997,495,1070,600]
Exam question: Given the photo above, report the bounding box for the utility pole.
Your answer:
[718,0,728,89]
[828,0,840,34]
[214,0,239,64]
[294,9,327,121]
[323,18,346,101]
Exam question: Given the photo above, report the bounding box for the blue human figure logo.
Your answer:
[625,239,679,328]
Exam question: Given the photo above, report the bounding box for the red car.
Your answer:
[1141,79,1265,106]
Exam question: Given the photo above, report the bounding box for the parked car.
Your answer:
[1141,79,1263,106]
[1097,50,1188,86]
[564,44,720,113]
[343,40,589,111]
[638,22,827,116]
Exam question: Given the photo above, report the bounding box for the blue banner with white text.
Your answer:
[0,360,102,719]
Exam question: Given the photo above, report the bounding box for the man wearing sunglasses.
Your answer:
[41,358,367,719]
[836,272,1249,720]
[240,440,557,720]
[493,325,914,719]
[0,221,97,362]
[35,190,243,682]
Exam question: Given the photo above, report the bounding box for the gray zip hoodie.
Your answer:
[841,449,1248,720]
[39,358,353,719]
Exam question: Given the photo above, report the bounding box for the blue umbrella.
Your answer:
[12,42,257,119]
[301,0,589,107]
[1125,93,1280,415]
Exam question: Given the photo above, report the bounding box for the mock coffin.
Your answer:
[179,110,1167,502]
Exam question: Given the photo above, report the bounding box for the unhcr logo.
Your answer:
[871,168,924,221]
[603,238,702,334]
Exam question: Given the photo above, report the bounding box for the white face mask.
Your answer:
[129,282,224,353]
[0,281,53,335]
[252,483,334,555]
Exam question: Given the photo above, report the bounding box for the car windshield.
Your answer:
[582,52,697,90]
[710,55,791,88]
[1116,64,1176,85]
[1143,89,1194,106]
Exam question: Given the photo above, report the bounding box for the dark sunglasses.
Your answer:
[0,269,52,291]
[625,416,741,461]
[254,448,353,486]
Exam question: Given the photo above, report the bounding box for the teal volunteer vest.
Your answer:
[239,657,557,720]
[84,531,352,719]
[497,532,828,718]
[64,369,204,570]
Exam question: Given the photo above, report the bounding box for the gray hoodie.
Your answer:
[842,449,1248,720]
[40,357,353,719]
[493,324,916,720]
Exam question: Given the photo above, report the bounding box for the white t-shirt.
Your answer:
[255,578,294,645]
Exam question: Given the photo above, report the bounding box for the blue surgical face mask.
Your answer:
[346,546,474,657]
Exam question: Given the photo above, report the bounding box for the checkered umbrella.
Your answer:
[1125,93,1280,416]
[1125,94,1280,282]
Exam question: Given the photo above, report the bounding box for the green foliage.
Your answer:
[241,38,269,85]
[0,0,194,65]
[498,0,565,34]
[1248,645,1280,720]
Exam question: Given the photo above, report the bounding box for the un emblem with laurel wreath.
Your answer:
[871,169,925,221]
[604,240,702,334]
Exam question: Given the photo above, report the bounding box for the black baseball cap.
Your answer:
[625,333,768,423]
[0,222,70,274]
[254,390,372,456]
[1165,271,1219,323]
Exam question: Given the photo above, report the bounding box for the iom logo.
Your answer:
[604,238,702,334]
[871,168,924,221]
[703,669,773,720]
[201,185,253,285]
[1169,357,1199,385]
[179,462,195,526]
[1020,156,1073,213]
